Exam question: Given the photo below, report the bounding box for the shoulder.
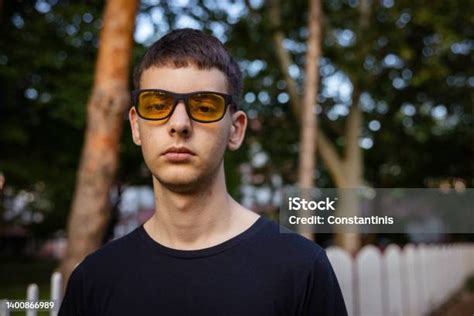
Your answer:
[255,217,328,268]
[60,229,143,315]
[75,227,141,277]
[256,218,347,314]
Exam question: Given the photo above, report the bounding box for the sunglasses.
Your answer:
[131,89,235,123]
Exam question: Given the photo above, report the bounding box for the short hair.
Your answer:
[133,28,242,108]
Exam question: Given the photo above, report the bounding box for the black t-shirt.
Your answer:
[59,216,347,316]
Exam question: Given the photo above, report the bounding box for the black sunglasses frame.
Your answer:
[131,89,235,123]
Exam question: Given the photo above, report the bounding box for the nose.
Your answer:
[167,100,192,137]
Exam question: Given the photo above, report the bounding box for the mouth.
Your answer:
[161,146,196,162]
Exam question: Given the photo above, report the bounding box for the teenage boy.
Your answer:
[59,28,347,316]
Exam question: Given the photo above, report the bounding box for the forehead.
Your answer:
[140,66,228,94]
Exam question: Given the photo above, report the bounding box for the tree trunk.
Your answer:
[59,0,138,285]
[330,0,371,253]
[297,0,323,240]
[332,90,363,254]
[268,0,372,252]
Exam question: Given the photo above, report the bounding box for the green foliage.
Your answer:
[231,0,473,189]
[0,1,102,236]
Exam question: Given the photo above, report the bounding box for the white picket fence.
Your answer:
[327,243,474,316]
[1,243,473,316]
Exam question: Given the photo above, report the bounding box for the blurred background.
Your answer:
[0,0,472,315]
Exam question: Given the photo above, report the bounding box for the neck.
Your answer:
[146,163,237,249]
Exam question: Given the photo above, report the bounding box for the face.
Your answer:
[129,66,247,193]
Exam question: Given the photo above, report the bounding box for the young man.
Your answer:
[59,28,347,316]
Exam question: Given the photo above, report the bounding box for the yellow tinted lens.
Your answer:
[138,91,173,119]
[189,93,225,121]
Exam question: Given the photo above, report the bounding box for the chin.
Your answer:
[158,178,203,194]
[153,171,204,193]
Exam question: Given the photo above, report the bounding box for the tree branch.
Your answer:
[344,88,362,161]
[343,95,362,186]
[340,0,372,186]
[267,0,301,118]
[317,129,346,187]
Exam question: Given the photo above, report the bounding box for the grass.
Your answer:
[0,257,59,315]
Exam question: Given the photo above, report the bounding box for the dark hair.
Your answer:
[133,28,242,108]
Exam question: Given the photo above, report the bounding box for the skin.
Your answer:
[129,65,260,250]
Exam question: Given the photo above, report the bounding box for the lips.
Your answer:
[161,146,196,162]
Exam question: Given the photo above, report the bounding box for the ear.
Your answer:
[129,107,142,146]
[227,110,247,151]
